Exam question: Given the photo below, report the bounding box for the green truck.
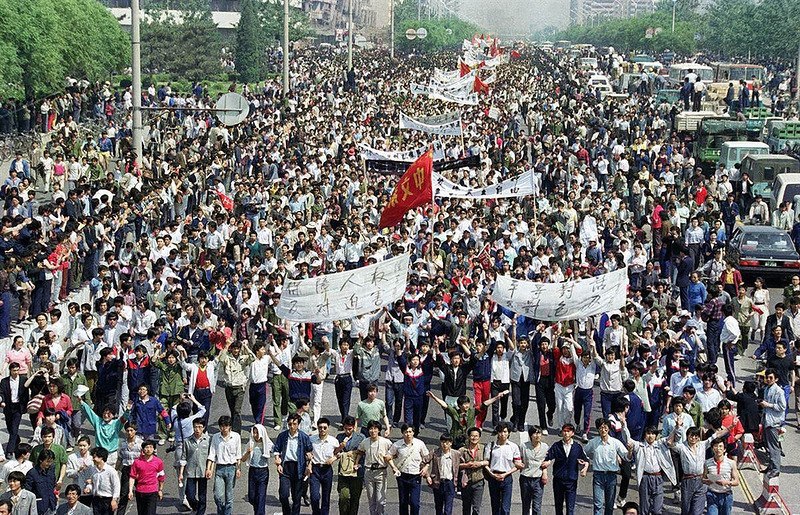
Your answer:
[693,117,760,174]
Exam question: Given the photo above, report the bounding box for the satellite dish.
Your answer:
[416,28,428,39]
[215,92,249,126]
[405,28,417,40]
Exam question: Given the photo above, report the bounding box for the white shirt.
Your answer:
[208,432,242,465]
[389,438,429,475]
[309,434,339,464]
[485,440,521,473]
[249,355,271,384]
[576,360,598,390]
[9,376,19,403]
[491,352,512,383]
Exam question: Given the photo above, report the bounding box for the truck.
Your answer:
[764,121,800,153]
[692,117,759,173]
[739,154,800,199]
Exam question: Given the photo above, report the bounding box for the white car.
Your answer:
[588,74,613,97]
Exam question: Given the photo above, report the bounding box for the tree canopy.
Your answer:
[0,0,129,99]
[556,0,800,60]
[393,0,482,54]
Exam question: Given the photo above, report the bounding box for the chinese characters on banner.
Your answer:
[275,254,411,323]
[490,268,629,321]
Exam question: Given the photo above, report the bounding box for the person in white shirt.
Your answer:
[357,420,393,515]
[387,425,430,515]
[308,418,339,515]
[205,416,242,515]
[490,339,513,428]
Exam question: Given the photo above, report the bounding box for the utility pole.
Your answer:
[347,0,353,70]
[795,43,800,106]
[671,0,677,33]
[131,0,143,167]
[283,0,290,93]
[389,0,395,59]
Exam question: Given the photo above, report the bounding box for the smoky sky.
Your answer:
[458,0,568,35]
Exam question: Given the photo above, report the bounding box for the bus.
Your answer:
[554,40,572,52]
[707,63,767,101]
[667,63,713,88]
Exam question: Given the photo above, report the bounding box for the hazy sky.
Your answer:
[458,0,569,35]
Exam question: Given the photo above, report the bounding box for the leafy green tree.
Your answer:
[140,4,224,80]
[0,0,129,98]
[235,0,262,82]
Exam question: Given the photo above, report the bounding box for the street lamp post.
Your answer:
[347,0,353,70]
[283,0,289,93]
[131,0,143,168]
[389,0,394,59]
[672,0,677,33]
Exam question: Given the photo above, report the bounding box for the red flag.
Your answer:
[215,190,234,211]
[511,49,521,59]
[476,244,493,271]
[378,150,434,229]
[490,38,499,57]
[459,59,471,77]
[478,61,486,69]
[473,76,489,94]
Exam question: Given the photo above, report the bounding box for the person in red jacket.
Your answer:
[552,330,582,430]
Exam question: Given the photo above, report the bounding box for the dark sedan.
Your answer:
[727,225,800,278]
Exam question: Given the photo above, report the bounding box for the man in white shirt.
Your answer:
[309,418,339,515]
[205,416,242,515]
[358,420,393,515]
[387,425,429,515]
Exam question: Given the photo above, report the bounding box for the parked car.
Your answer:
[727,225,800,278]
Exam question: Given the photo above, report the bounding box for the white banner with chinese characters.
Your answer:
[432,169,538,199]
[357,141,445,162]
[490,268,629,321]
[399,112,462,136]
[276,253,411,322]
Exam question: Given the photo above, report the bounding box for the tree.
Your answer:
[0,0,129,99]
[235,0,262,83]
[140,4,224,80]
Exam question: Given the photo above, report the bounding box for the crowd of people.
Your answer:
[0,39,797,515]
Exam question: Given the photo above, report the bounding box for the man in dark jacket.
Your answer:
[0,362,29,459]
[541,424,589,515]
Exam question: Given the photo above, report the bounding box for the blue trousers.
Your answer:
[385,380,404,425]
[309,464,333,515]
[520,475,544,515]
[249,381,268,426]
[185,477,207,515]
[592,471,617,515]
[213,464,236,515]
[707,319,722,366]
[487,474,513,515]
[600,391,618,420]
[247,466,269,515]
[404,395,424,433]
[706,490,733,515]
[574,387,593,434]
[553,478,578,515]
[397,473,421,515]
[432,478,455,515]
[334,375,353,422]
[278,462,303,515]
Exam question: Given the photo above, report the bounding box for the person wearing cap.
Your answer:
[541,423,589,515]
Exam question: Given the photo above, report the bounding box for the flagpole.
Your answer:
[429,147,435,266]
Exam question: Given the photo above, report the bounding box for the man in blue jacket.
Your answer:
[273,413,313,515]
[541,424,589,515]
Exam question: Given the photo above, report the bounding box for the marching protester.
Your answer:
[0,33,797,515]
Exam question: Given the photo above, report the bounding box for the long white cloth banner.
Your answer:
[432,169,538,198]
[433,68,460,85]
[276,253,411,322]
[399,112,462,136]
[429,90,480,105]
[358,141,445,162]
[491,268,629,321]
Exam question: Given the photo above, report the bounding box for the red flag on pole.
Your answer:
[473,76,489,94]
[490,38,499,57]
[511,49,521,59]
[378,150,434,229]
[459,59,471,77]
[476,244,493,271]
[215,190,234,211]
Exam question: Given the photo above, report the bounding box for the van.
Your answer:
[580,57,598,70]
[772,174,800,210]
[588,74,613,97]
[719,141,769,170]
[739,154,800,199]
